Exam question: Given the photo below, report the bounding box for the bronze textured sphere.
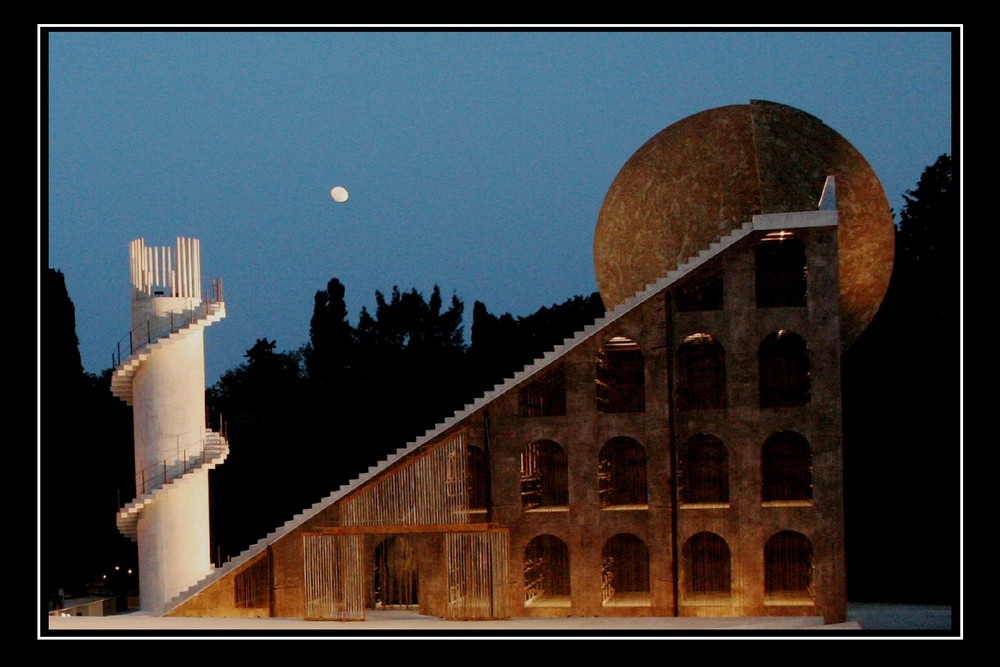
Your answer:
[594,100,894,346]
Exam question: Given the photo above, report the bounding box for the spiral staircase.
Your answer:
[112,299,229,543]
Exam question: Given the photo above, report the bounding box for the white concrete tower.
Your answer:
[111,237,228,615]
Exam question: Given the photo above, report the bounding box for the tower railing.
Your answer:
[130,419,228,496]
[112,278,224,368]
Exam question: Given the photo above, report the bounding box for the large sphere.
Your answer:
[594,100,894,346]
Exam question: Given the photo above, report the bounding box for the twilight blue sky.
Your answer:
[43,29,957,387]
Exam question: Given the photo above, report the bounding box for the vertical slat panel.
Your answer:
[336,430,469,528]
[445,529,509,620]
[304,533,365,620]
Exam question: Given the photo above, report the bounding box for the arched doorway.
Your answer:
[523,534,571,608]
[601,533,651,607]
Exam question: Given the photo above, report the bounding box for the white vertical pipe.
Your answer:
[177,238,184,297]
[166,247,173,296]
[190,238,197,298]
[136,239,143,293]
[181,237,190,298]
[188,238,196,298]
[194,238,201,299]
[181,238,189,298]
[176,238,184,298]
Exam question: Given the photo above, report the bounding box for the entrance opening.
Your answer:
[373,535,418,609]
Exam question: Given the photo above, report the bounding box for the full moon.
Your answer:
[330,186,349,203]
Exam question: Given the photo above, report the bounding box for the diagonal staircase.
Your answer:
[161,218,772,614]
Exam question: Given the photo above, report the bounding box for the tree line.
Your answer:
[205,284,604,561]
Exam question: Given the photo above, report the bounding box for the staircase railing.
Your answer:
[131,418,228,496]
[112,278,224,368]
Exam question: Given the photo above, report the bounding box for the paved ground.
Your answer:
[41,602,956,638]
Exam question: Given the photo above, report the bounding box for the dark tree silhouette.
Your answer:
[898,154,957,274]
[41,269,136,607]
[842,154,959,605]
[303,278,354,387]
[208,339,317,561]
[352,285,468,457]
[469,292,605,395]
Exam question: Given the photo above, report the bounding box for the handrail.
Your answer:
[129,418,227,497]
[112,278,224,368]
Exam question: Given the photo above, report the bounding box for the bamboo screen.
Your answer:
[764,531,814,602]
[304,533,365,620]
[601,533,651,607]
[682,532,732,601]
[524,534,571,606]
[680,434,730,505]
[598,437,648,507]
[677,333,726,410]
[234,554,270,609]
[520,440,568,510]
[518,365,566,417]
[595,337,645,413]
[337,430,470,527]
[761,431,813,502]
[446,530,509,620]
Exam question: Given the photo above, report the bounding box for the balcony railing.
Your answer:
[112,278,223,368]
